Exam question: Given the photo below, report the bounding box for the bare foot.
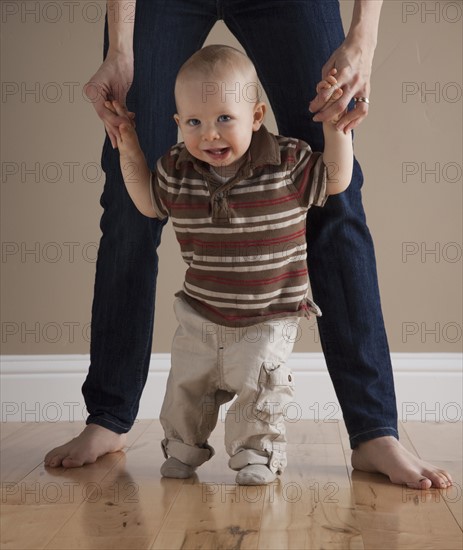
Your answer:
[44,424,127,468]
[351,436,453,490]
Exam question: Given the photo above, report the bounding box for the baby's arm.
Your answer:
[105,100,157,218]
[316,70,354,195]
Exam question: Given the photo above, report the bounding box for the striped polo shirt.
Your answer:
[150,124,328,327]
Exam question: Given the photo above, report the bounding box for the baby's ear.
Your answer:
[173,114,180,127]
[252,102,266,130]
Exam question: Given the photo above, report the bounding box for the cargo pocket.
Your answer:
[254,362,295,423]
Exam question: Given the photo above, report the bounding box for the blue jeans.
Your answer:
[82,0,398,449]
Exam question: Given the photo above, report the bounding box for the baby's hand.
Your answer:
[105,100,142,159]
[315,69,346,125]
[103,100,136,127]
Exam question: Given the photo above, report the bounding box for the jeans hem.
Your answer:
[349,427,399,450]
[86,415,131,434]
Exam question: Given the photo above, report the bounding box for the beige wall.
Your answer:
[1,1,462,355]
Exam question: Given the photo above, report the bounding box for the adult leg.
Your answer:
[45,0,218,467]
[223,0,452,488]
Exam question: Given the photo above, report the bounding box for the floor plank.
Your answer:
[1,421,152,549]
[1,421,85,483]
[338,421,462,549]
[43,420,186,549]
[401,421,463,531]
[400,420,462,461]
[350,469,462,550]
[1,419,461,550]
[150,422,263,549]
[150,480,263,549]
[0,422,26,442]
[257,442,363,549]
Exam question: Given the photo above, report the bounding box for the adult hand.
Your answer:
[83,51,136,148]
[308,37,373,133]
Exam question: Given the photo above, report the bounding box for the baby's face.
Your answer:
[174,70,265,175]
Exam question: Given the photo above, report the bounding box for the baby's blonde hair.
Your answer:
[175,44,262,104]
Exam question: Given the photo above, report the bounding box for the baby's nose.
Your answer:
[202,124,220,141]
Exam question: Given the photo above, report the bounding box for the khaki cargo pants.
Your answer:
[159,297,299,475]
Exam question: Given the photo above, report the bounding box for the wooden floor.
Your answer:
[1,419,462,549]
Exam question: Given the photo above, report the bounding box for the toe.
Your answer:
[429,470,452,489]
[406,477,432,490]
[61,451,98,468]
[61,456,87,468]
[438,469,453,485]
[44,447,61,465]
[408,468,453,489]
[45,453,67,468]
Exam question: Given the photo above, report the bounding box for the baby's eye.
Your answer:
[186,119,200,127]
[218,115,231,122]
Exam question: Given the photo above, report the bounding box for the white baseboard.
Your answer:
[1,353,461,423]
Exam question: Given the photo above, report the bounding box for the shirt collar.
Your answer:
[174,124,281,176]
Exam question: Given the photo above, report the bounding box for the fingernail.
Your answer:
[313,115,320,121]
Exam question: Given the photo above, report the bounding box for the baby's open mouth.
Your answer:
[204,147,230,158]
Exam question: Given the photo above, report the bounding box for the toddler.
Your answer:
[106,44,353,485]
